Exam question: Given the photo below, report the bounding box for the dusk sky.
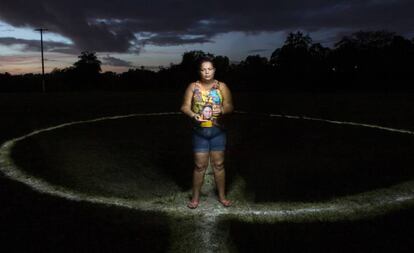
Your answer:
[1,0,413,74]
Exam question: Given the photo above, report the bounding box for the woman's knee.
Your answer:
[194,161,208,172]
[194,152,209,172]
[213,161,225,171]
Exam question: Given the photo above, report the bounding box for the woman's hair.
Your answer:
[198,56,215,70]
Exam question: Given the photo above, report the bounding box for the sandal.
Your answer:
[187,199,199,209]
[219,199,232,207]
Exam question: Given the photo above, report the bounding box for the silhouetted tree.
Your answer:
[386,35,414,75]
[236,55,272,91]
[119,68,157,91]
[332,30,413,82]
[73,51,101,74]
[270,31,313,75]
[309,43,331,74]
[333,30,395,72]
[71,51,102,90]
[212,55,230,80]
[285,31,312,49]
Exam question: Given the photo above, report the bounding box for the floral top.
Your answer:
[191,80,223,127]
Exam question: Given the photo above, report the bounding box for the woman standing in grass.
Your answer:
[180,57,234,209]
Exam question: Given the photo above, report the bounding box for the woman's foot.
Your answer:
[218,199,232,207]
[187,199,199,209]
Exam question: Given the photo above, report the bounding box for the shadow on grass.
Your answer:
[0,173,171,253]
[225,113,414,202]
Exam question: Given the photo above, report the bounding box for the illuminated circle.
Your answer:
[1,111,414,223]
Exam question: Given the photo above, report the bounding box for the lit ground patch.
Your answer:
[8,114,194,201]
[1,111,414,223]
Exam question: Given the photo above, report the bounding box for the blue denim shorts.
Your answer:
[192,126,226,153]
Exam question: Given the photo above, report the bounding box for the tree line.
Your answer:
[1,30,413,92]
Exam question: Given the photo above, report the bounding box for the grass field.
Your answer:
[1,91,414,252]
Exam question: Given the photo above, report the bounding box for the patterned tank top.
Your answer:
[191,80,223,127]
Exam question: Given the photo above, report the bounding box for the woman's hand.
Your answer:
[212,106,223,117]
[193,114,208,122]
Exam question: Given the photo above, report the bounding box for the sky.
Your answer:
[0,0,413,74]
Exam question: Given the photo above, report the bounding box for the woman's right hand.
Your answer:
[193,114,208,122]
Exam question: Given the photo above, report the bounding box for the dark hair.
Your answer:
[198,56,215,70]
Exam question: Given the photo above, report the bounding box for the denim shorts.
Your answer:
[192,126,226,153]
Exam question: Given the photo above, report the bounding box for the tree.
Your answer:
[270,31,313,74]
[285,31,312,49]
[236,55,271,91]
[69,51,102,89]
[212,55,230,79]
[309,43,331,73]
[73,51,102,75]
[332,30,411,74]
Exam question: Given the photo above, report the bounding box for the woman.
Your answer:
[180,57,234,209]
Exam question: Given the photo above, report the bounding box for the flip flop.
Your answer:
[187,199,199,209]
[219,199,232,207]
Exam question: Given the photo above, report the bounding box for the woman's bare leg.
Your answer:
[210,150,229,203]
[191,152,210,202]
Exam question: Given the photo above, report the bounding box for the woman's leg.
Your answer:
[191,152,210,202]
[210,150,230,204]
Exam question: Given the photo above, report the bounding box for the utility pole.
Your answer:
[35,28,48,92]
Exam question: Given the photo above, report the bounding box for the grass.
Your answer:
[8,112,414,204]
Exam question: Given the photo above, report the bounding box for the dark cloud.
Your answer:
[0,0,413,53]
[0,37,78,54]
[141,33,212,46]
[101,55,133,67]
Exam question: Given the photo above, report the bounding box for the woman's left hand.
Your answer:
[212,106,223,116]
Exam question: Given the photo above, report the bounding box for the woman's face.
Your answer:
[199,61,215,81]
[202,106,213,119]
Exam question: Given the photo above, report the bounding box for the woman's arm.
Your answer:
[220,82,234,115]
[180,83,197,118]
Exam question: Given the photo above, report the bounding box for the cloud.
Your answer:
[101,55,133,67]
[0,0,413,54]
[141,33,212,46]
[0,37,78,54]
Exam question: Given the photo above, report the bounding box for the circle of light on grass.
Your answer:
[0,111,414,223]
